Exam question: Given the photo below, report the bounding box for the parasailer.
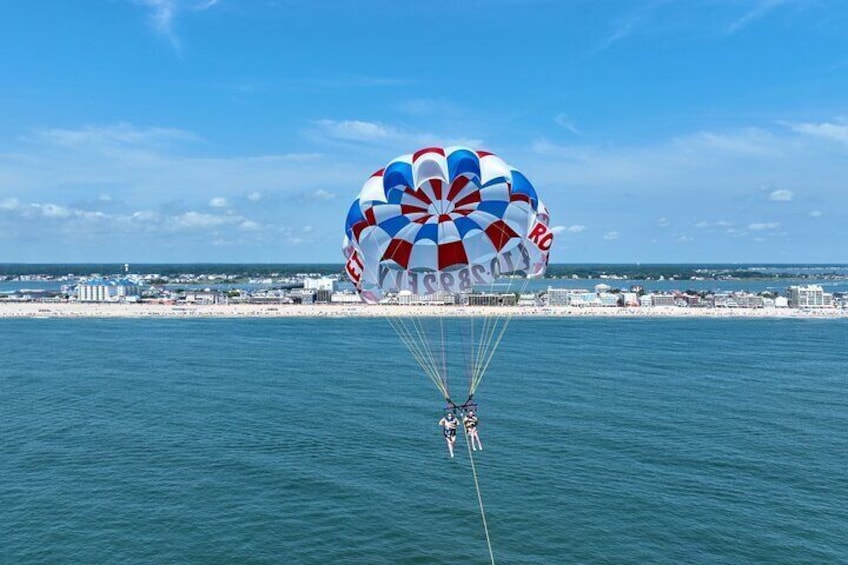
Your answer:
[439,412,459,458]
[463,409,482,452]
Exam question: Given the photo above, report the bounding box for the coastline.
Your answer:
[2,302,846,319]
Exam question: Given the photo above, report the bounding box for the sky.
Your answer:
[1,0,846,264]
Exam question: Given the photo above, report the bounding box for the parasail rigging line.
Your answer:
[386,316,449,399]
[466,275,533,399]
[411,315,449,396]
[385,317,438,390]
[472,314,491,386]
[464,425,496,565]
[468,309,506,398]
[462,317,476,398]
[471,314,512,396]
[440,316,448,396]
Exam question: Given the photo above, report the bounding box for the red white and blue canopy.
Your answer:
[343,146,552,302]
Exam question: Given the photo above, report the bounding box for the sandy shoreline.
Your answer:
[2,302,846,319]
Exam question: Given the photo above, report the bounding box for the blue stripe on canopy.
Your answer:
[481,176,508,189]
[510,170,538,210]
[345,201,364,237]
[447,149,480,181]
[476,200,509,218]
[383,161,413,192]
[453,216,483,238]
[414,222,439,242]
[377,214,411,237]
[386,188,406,205]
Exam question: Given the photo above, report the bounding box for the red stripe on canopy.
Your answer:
[484,220,518,251]
[438,240,469,270]
[382,238,413,269]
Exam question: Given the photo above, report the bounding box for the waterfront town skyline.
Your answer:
[3,264,847,313]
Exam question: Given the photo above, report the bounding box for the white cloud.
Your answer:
[302,225,314,233]
[291,76,416,90]
[398,98,460,116]
[603,231,619,240]
[38,203,73,218]
[683,129,778,156]
[786,120,848,144]
[549,225,585,235]
[529,128,783,192]
[554,114,582,135]
[311,118,483,149]
[132,210,158,222]
[173,212,229,228]
[694,220,734,229]
[4,199,264,237]
[726,0,786,34]
[0,123,373,261]
[748,222,780,230]
[135,0,176,36]
[658,217,670,227]
[768,189,794,202]
[525,121,848,210]
[808,210,823,217]
[7,124,353,209]
[4,115,845,262]
[133,0,220,52]
[32,122,198,148]
[313,119,396,142]
[591,15,640,54]
[1,198,20,210]
[209,197,228,208]
[304,189,336,201]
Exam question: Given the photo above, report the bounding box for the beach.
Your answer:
[3,302,846,319]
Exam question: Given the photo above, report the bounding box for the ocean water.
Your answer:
[2,318,847,564]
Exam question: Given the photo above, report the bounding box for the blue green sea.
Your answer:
[2,318,847,563]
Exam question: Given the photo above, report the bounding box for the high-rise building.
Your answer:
[76,278,140,302]
[303,277,337,292]
[787,285,830,308]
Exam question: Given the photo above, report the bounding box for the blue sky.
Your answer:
[1,0,846,263]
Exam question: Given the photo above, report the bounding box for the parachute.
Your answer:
[342,146,553,409]
[343,146,552,565]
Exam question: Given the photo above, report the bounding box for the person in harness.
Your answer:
[438,411,459,458]
[463,409,482,451]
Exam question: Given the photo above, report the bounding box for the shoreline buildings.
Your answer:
[76,278,140,303]
[1,273,846,311]
[787,285,832,308]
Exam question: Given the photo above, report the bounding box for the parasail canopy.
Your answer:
[343,146,553,304]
